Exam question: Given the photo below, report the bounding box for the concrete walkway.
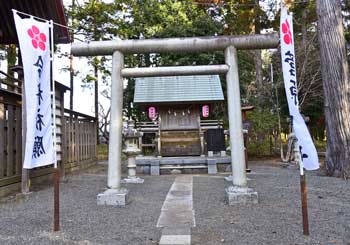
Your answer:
[157,175,195,245]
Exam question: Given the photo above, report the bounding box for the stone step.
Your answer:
[160,165,207,170]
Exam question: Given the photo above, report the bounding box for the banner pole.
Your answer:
[294,140,309,235]
[50,20,60,232]
[300,170,309,235]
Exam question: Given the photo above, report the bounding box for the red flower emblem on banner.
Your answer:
[27,25,47,51]
[281,19,293,45]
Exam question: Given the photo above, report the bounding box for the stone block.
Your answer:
[171,169,182,175]
[151,161,160,176]
[207,159,217,174]
[121,176,144,184]
[220,151,226,157]
[15,192,33,203]
[159,235,191,245]
[225,186,258,205]
[141,166,150,175]
[97,188,128,206]
[224,175,233,182]
[208,151,214,157]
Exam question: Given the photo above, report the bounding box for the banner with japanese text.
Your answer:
[280,7,319,171]
[13,11,55,169]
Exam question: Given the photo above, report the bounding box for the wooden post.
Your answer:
[7,105,14,177]
[21,79,30,194]
[74,114,80,169]
[15,106,22,175]
[243,132,250,172]
[0,103,5,179]
[60,91,66,180]
[199,115,205,157]
[157,116,161,157]
[294,139,309,235]
[300,173,309,235]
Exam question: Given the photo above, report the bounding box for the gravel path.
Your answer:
[0,162,349,244]
[192,165,350,244]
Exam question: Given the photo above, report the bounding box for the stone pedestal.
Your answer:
[15,192,33,203]
[207,159,218,174]
[97,188,128,206]
[151,161,160,175]
[121,176,144,184]
[225,186,258,205]
[122,155,144,184]
[122,120,144,184]
[224,175,233,182]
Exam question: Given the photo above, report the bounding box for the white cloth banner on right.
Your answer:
[13,11,55,169]
[280,7,319,170]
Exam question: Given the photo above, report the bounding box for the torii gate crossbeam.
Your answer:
[71,33,279,206]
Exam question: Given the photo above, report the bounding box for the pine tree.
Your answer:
[316,0,350,177]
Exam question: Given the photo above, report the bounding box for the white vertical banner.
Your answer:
[13,11,55,169]
[280,7,319,171]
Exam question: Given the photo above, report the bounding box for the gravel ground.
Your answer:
[0,162,349,245]
[192,165,350,244]
[0,163,175,245]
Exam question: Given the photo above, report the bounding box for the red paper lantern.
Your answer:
[202,105,209,118]
[148,106,157,119]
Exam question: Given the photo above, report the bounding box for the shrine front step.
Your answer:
[136,157,225,175]
[160,164,208,175]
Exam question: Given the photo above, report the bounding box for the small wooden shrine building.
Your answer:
[134,75,225,157]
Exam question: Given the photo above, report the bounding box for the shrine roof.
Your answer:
[134,75,224,104]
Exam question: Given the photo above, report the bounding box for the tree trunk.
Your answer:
[94,63,99,144]
[316,0,350,178]
[70,0,75,112]
[254,0,263,105]
[6,45,16,77]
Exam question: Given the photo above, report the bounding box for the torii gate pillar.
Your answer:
[224,46,258,204]
[71,33,279,206]
[97,50,129,206]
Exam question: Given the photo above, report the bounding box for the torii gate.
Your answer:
[71,33,279,206]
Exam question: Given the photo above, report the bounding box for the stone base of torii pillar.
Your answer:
[97,188,128,206]
[225,186,258,205]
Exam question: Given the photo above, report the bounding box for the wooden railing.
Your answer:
[64,109,97,172]
[136,120,223,131]
[0,70,22,94]
[200,120,224,129]
[136,121,159,132]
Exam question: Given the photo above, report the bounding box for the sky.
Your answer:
[54,44,109,117]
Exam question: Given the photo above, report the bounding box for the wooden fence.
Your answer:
[0,89,22,195]
[64,109,97,173]
[0,72,97,197]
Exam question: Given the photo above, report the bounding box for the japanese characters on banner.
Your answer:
[13,11,55,169]
[280,7,319,171]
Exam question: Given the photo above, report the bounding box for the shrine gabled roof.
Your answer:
[134,75,224,104]
[0,0,69,44]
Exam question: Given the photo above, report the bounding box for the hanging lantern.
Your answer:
[148,106,157,120]
[202,105,209,118]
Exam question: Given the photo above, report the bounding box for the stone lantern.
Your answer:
[122,120,144,184]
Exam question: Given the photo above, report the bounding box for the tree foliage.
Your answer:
[66,0,349,161]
